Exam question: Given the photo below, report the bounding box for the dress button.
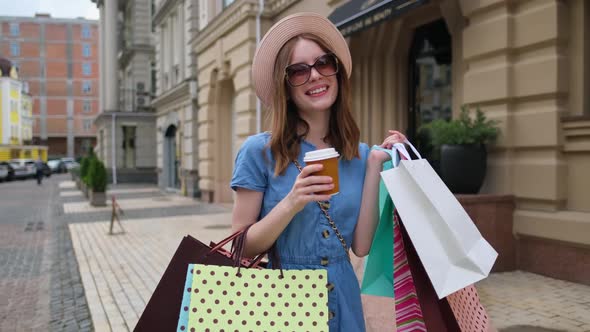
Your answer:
[329,311,336,320]
[322,230,330,238]
[320,257,329,266]
[326,282,335,292]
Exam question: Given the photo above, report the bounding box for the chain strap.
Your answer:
[293,160,350,260]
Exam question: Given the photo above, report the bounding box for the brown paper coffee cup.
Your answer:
[304,148,340,195]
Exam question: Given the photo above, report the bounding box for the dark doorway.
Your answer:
[407,19,452,164]
[164,125,180,189]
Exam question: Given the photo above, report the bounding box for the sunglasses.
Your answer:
[284,53,339,87]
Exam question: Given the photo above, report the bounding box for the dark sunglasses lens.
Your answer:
[315,54,338,76]
[286,64,311,86]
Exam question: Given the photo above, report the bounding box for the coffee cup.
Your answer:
[303,148,340,195]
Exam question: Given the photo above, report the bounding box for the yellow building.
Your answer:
[0,69,22,146]
[0,57,46,161]
[192,0,590,283]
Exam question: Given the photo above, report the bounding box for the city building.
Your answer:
[20,82,33,144]
[152,0,200,196]
[92,0,157,183]
[0,57,47,161]
[192,0,590,283]
[0,14,99,158]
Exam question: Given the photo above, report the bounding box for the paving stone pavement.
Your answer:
[0,175,93,332]
[58,180,590,332]
[6,177,589,332]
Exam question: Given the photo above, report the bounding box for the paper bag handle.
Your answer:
[371,139,422,164]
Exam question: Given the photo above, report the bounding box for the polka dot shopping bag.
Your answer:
[186,264,328,331]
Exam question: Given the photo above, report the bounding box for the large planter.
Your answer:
[440,144,487,194]
[89,190,107,207]
[81,182,88,197]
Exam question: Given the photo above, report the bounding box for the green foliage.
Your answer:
[80,157,90,184]
[87,158,107,192]
[419,106,500,150]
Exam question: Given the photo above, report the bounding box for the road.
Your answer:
[0,174,92,331]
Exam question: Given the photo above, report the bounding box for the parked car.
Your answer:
[61,157,80,171]
[9,159,36,179]
[48,159,67,173]
[0,163,9,181]
[0,162,14,181]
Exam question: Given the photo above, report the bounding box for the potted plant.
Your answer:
[87,158,108,206]
[419,106,499,194]
[79,157,90,196]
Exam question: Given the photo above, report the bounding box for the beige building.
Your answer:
[152,0,200,196]
[192,0,590,283]
[92,0,157,183]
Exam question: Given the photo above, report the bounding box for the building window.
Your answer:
[10,23,19,36]
[83,100,92,113]
[81,24,91,38]
[82,63,91,76]
[83,119,93,132]
[223,0,235,8]
[82,44,91,57]
[82,81,92,94]
[10,42,20,56]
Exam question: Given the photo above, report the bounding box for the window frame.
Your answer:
[82,81,92,94]
[82,63,92,76]
[81,24,91,39]
[82,43,91,57]
[10,23,19,36]
[10,42,20,56]
[83,119,93,132]
[83,100,92,113]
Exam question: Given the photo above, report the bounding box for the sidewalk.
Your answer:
[60,181,590,331]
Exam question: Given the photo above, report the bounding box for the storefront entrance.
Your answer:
[408,19,452,163]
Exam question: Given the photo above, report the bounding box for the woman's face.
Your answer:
[286,38,339,115]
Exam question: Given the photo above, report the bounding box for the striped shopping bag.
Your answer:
[394,209,427,331]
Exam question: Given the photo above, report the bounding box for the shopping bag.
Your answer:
[381,141,498,299]
[135,228,264,332]
[393,209,427,331]
[361,154,395,297]
[176,264,194,332]
[186,264,328,330]
[447,285,495,332]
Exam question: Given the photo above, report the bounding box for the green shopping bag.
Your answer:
[360,147,396,297]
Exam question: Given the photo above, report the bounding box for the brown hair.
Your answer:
[268,33,360,176]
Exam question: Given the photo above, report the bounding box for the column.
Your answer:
[104,0,119,111]
[99,4,105,113]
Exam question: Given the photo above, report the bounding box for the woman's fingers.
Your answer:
[298,183,334,195]
[299,164,323,178]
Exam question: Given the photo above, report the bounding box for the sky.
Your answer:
[0,0,99,20]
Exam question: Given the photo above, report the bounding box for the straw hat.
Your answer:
[252,12,352,108]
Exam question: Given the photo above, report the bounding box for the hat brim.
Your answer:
[252,12,352,109]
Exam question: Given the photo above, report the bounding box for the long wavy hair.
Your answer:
[268,33,360,176]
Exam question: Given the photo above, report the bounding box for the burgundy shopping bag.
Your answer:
[134,230,264,332]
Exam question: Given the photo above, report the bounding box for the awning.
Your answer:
[328,0,430,37]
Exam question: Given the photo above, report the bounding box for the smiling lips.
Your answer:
[306,85,329,96]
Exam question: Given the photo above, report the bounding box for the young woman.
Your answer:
[230,12,406,331]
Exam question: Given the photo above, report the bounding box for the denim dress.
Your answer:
[230,132,369,331]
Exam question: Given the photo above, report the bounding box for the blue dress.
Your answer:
[230,132,369,331]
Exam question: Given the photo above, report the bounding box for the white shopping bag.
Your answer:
[381,141,498,299]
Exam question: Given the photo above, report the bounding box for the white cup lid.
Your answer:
[303,148,340,162]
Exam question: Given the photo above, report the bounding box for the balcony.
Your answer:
[119,88,153,112]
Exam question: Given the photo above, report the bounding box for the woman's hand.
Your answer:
[371,130,407,163]
[284,164,333,213]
